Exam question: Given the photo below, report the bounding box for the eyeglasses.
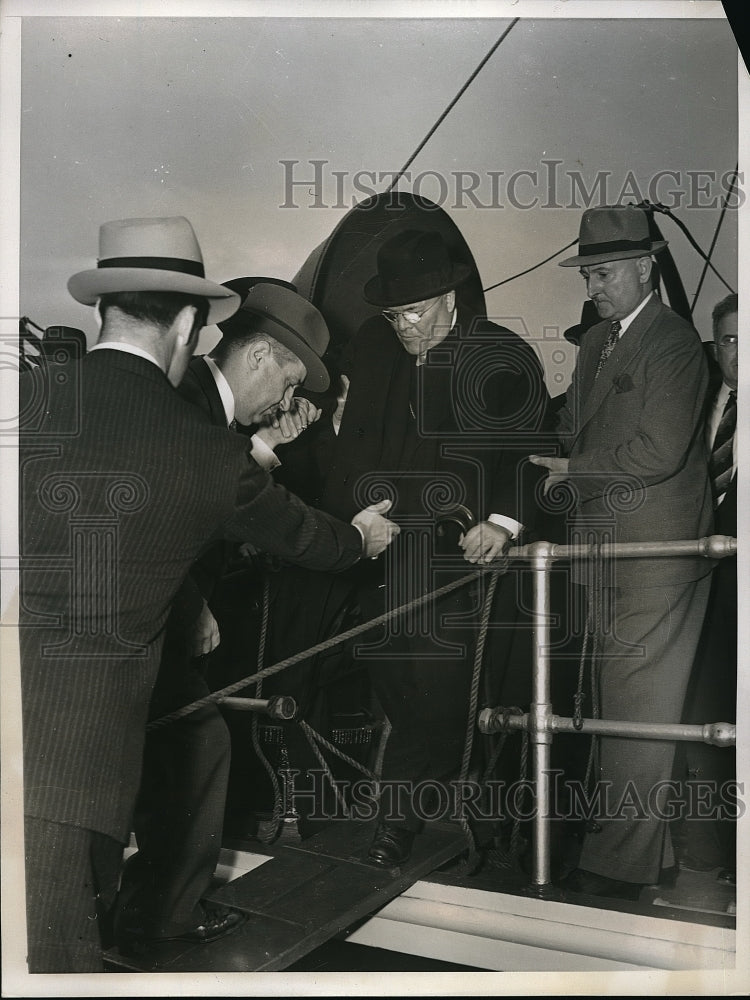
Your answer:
[382,297,441,326]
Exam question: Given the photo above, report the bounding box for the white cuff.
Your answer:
[250,434,281,472]
[488,513,523,539]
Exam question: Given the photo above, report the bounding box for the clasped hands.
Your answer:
[256,397,322,449]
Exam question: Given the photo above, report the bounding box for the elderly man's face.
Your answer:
[383,293,454,356]
[580,257,651,322]
[716,310,738,391]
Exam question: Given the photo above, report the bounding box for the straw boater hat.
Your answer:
[560,205,668,267]
[363,229,471,307]
[68,216,240,325]
[218,280,331,393]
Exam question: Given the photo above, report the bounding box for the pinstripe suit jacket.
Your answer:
[19,349,361,840]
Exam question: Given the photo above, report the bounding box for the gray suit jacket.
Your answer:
[556,294,713,587]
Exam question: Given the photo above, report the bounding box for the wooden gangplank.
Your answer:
[105,818,467,973]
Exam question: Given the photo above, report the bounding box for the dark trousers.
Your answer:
[359,569,524,832]
[24,816,122,973]
[115,639,231,938]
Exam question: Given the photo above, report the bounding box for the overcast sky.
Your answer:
[15,5,740,392]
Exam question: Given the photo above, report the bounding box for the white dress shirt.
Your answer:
[203,355,280,472]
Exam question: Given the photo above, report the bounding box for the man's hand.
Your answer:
[460,521,512,565]
[186,599,220,657]
[351,498,400,558]
[257,397,322,449]
[529,454,570,497]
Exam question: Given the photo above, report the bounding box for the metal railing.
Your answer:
[478,533,737,895]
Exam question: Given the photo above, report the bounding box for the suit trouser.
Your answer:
[24,816,122,973]
[116,643,231,938]
[579,573,711,884]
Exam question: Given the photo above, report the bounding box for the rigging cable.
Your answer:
[385,18,520,194]
[481,202,735,299]
[643,201,735,296]
[483,238,579,293]
[689,163,739,313]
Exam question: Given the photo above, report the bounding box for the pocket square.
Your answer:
[612,373,634,393]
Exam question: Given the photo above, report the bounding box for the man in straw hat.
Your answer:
[530,204,713,900]
[18,216,398,971]
[114,277,344,957]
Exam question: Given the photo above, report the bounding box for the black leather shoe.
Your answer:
[716,868,736,887]
[559,867,643,901]
[117,904,247,955]
[368,825,415,867]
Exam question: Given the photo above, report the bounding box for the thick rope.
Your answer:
[147,570,482,732]
[454,572,500,873]
[300,722,352,819]
[299,719,377,782]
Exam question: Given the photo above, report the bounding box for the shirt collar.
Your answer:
[618,290,654,336]
[203,355,236,426]
[88,340,163,369]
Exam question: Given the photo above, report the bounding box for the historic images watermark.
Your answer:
[279,160,743,211]
[282,770,745,825]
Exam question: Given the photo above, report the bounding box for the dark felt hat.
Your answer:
[560,205,667,267]
[217,279,330,392]
[363,228,471,307]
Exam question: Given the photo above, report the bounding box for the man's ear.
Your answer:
[444,290,456,312]
[245,339,272,371]
[173,304,200,349]
[637,256,653,286]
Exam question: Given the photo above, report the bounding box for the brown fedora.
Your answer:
[223,282,331,392]
[560,205,667,267]
[68,216,240,324]
[363,229,471,307]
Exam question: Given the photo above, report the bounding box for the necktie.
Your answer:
[594,320,621,381]
[709,389,736,505]
[228,418,237,432]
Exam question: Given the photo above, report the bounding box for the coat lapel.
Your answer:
[578,294,663,430]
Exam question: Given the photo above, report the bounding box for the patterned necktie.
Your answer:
[594,320,621,381]
[709,389,736,505]
[228,418,237,432]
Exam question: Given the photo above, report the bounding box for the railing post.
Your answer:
[525,541,561,899]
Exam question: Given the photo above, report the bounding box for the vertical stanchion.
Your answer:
[525,542,562,899]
